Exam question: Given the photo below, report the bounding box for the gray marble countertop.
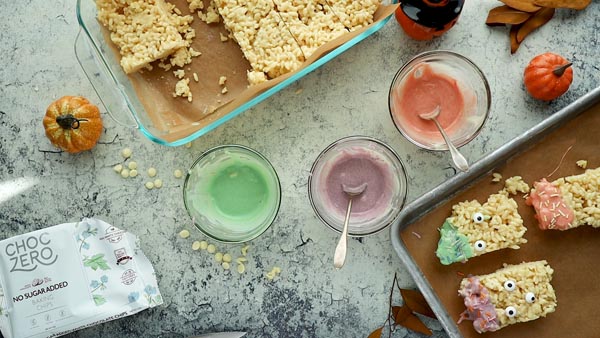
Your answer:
[0,1,598,337]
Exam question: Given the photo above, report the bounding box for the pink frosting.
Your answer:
[526,178,575,230]
[458,276,500,333]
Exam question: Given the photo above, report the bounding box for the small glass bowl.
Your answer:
[308,136,408,237]
[183,145,281,243]
[388,50,491,151]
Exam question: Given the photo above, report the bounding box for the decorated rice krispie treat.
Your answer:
[436,191,527,265]
[458,261,557,333]
[526,167,600,230]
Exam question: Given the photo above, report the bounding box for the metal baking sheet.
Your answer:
[390,86,600,338]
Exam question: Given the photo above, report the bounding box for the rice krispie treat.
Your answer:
[436,191,527,265]
[97,0,194,74]
[458,261,557,333]
[526,167,600,230]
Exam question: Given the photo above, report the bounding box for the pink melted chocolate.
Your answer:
[458,276,500,333]
[526,178,575,230]
[322,149,394,221]
[392,63,465,138]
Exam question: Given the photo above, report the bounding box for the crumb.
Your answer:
[187,0,204,12]
[218,76,227,85]
[193,72,199,82]
[295,88,303,94]
[576,160,588,169]
[504,176,530,195]
[221,86,228,94]
[492,172,502,183]
[173,78,193,102]
[173,69,185,79]
[219,32,228,42]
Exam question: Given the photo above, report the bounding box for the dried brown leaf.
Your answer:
[510,24,522,54]
[367,327,383,338]
[400,289,437,319]
[533,0,591,10]
[393,305,412,324]
[499,0,541,12]
[396,310,433,336]
[486,5,532,25]
[517,7,555,42]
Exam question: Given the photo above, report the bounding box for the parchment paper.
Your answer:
[117,1,398,142]
[400,102,600,338]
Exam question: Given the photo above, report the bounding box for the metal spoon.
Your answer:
[419,106,469,172]
[333,182,368,269]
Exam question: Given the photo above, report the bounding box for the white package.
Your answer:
[0,218,163,338]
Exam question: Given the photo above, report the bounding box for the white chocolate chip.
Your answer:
[113,164,123,173]
[192,241,201,251]
[174,169,183,178]
[214,252,223,262]
[236,257,247,264]
[145,181,154,190]
[222,253,232,263]
[129,169,138,178]
[222,262,230,270]
[179,230,190,239]
[237,263,245,274]
[154,179,163,188]
[148,168,157,177]
[207,244,216,254]
[199,241,208,250]
[120,168,130,178]
[128,161,138,170]
[121,148,132,158]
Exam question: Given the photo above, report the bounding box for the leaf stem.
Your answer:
[553,62,572,76]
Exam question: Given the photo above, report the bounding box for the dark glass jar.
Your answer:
[395,0,465,40]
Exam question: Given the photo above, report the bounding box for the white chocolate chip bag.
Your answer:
[0,218,163,338]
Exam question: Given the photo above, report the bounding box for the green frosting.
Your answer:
[436,219,474,265]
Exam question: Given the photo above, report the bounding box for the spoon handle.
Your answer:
[333,197,353,269]
[433,118,469,172]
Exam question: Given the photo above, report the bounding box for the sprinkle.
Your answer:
[558,210,567,217]
[295,88,303,95]
[543,215,548,223]
[457,271,465,277]
[550,194,560,197]
[193,73,199,82]
[546,144,574,178]
[179,230,190,239]
[411,231,422,239]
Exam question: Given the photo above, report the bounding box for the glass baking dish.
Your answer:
[75,0,397,146]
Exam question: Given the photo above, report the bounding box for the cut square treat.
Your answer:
[436,191,527,265]
[97,0,194,74]
[526,167,600,230]
[325,0,381,31]
[458,260,557,333]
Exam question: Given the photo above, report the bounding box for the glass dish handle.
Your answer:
[74,29,138,128]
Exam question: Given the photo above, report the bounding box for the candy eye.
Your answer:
[505,306,517,318]
[472,212,485,223]
[474,240,486,251]
[504,280,516,291]
[525,292,536,303]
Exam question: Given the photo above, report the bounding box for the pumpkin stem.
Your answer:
[553,62,572,77]
[56,114,88,130]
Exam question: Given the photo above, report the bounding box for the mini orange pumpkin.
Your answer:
[523,52,573,101]
[43,96,103,153]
